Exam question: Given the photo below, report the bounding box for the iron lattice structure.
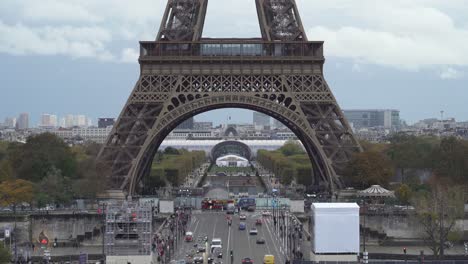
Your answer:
[97,0,361,196]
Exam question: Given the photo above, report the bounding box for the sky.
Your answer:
[0,0,467,126]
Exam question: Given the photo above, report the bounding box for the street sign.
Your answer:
[4,229,10,238]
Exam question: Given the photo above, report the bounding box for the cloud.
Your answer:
[0,21,114,61]
[301,0,468,72]
[120,48,139,63]
[0,0,467,72]
[21,0,102,23]
[439,67,462,80]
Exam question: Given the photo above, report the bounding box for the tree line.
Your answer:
[0,133,105,208]
[143,147,206,193]
[256,140,313,186]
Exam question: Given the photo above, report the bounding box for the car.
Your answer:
[239,222,246,230]
[256,237,265,244]
[239,214,247,220]
[242,258,253,264]
[185,232,194,242]
[247,206,255,212]
[261,211,271,216]
[197,247,206,253]
[249,228,258,235]
[255,219,262,225]
[210,238,222,252]
[193,256,203,264]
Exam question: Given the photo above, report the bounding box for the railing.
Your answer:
[293,261,468,264]
[140,40,324,59]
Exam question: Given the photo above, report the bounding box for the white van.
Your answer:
[210,238,222,252]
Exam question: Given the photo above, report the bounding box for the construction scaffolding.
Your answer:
[105,200,152,256]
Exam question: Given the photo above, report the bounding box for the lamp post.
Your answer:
[361,199,367,264]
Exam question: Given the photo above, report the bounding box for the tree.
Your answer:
[9,133,77,182]
[0,243,11,264]
[163,147,180,155]
[413,185,464,258]
[38,167,73,206]
[0,179,34,207]
[279,140,304,156]
[431,137,468,184]
[72,158,107,199]
[345,151,395,188]
[296,165,313,186]
[386,134,438,183]
[395,184,412,205]
[0,160,13,182]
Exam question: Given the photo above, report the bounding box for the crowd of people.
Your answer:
[153,207,192,263]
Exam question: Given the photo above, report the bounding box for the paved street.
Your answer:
[173,211,288,264]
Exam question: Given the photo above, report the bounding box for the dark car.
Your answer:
[256,237,265,244]
[193,256,203,264]
[197,247,206,253]
[242,258,254,264]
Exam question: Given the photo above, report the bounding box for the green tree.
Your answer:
[38,167,73,205]
[163,147,180,155]
[279,140,305,156]
[0,160,13,182]
[0,243,11,264]
[0,141,9,161]
[431,137,468,184]
[72,158,107,199]
[9,133,77,182]
[296,165,313,186]
[386,134,438,183]
[345,151,395,188]
[395,184,412,205]
[413,185,465,258]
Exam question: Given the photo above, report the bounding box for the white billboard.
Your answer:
[311,203,360,254]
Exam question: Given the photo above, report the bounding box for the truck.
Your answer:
[226,203,236,214]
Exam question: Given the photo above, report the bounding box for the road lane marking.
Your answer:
[264,216,284,264]
[226,220,231,263]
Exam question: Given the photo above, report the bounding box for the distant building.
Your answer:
[273,119,286,129]
[194,121,212,130]
[51,126,113,144]
[343,109,400,129]
[61,114,91,128]
[16,113,29,130]
[177,117,194,129]
[40,114,58,127]
[98,118,115,128]
[4,117,16,128]
[167,130,214,139]
[216,154,249,167]
[253,112,270,127]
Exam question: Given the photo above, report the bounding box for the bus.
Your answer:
[237,198,256,210]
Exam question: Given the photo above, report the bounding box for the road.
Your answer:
[173,211,287,264]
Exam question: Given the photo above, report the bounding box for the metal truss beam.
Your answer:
[157,0,208,41]
[256,0,307,41]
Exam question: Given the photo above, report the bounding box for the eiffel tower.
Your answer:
[97,0,361,197]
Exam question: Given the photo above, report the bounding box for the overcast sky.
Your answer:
[0,0,467,126]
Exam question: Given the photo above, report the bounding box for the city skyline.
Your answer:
[1,107,466,128]
[1,0,468,125]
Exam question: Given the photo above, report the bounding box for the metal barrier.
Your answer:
[293,261,468,264]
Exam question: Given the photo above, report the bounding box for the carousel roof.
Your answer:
[358,185,395,197]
